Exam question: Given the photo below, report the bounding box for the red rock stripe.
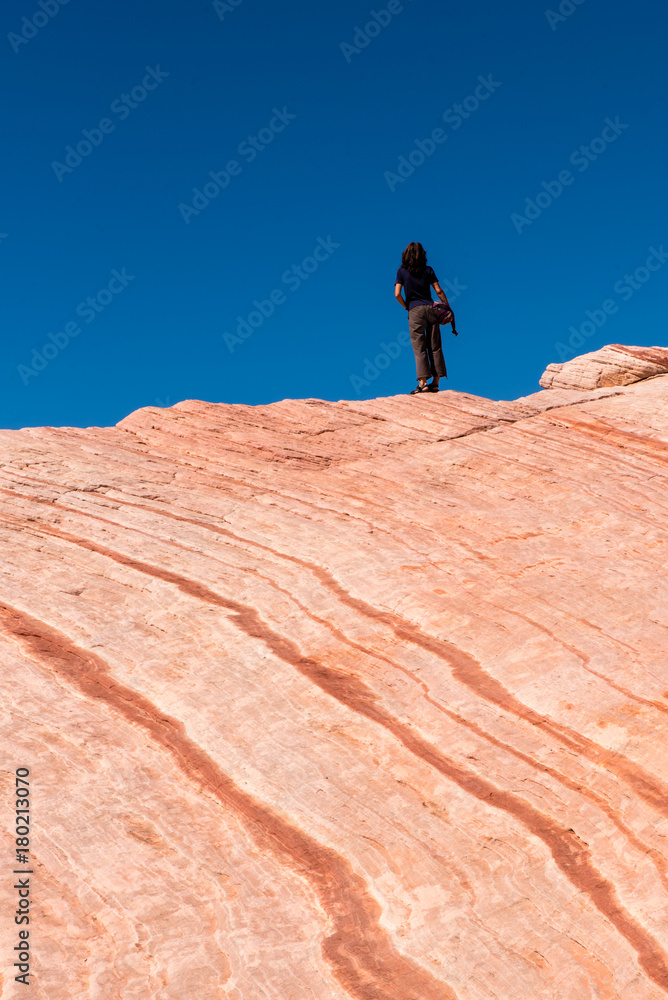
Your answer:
[548,413,668,464]
[251,540,668,819]
[480,597,668,715]
[3,494,668,822]
[241,553,668,888]
[4,477,664,719]
[0,601,458,1000]
[389,659,668,889]
[199,536,668,891]
[5,497,668,901]
[53,486,668,706]
[3,493,668,813]
[2,530,668,992]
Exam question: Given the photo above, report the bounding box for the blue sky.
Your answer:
[1,0,666,429]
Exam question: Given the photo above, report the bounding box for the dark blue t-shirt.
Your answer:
[396,265,438,310]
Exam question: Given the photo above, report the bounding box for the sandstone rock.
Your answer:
[1,350,668,1000]
[539,343,668,390]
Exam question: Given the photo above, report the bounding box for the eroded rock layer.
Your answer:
[1,357,668,1000]
[539,343,668,390]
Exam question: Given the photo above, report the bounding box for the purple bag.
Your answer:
[431,302,453,325]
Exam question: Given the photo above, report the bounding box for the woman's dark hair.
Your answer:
[402,242,428,275]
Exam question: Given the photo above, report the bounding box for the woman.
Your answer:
[395,242,457,394]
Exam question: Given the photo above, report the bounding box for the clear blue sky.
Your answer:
[2,0,667,428]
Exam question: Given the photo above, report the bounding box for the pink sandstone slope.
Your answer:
[1,346,668,1000]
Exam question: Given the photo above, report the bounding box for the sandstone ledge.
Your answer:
[539,343,668,390]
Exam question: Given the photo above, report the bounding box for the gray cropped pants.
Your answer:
[408,303,447,381]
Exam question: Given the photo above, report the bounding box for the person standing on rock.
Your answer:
[395,242,458,394]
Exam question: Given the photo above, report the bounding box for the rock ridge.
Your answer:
[539,343,668,390]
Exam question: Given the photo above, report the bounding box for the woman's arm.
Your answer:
[394,282,408,309]
[395,283,408,310]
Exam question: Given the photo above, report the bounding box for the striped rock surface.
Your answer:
[539,343,668,391]
[1,355,668,1000]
